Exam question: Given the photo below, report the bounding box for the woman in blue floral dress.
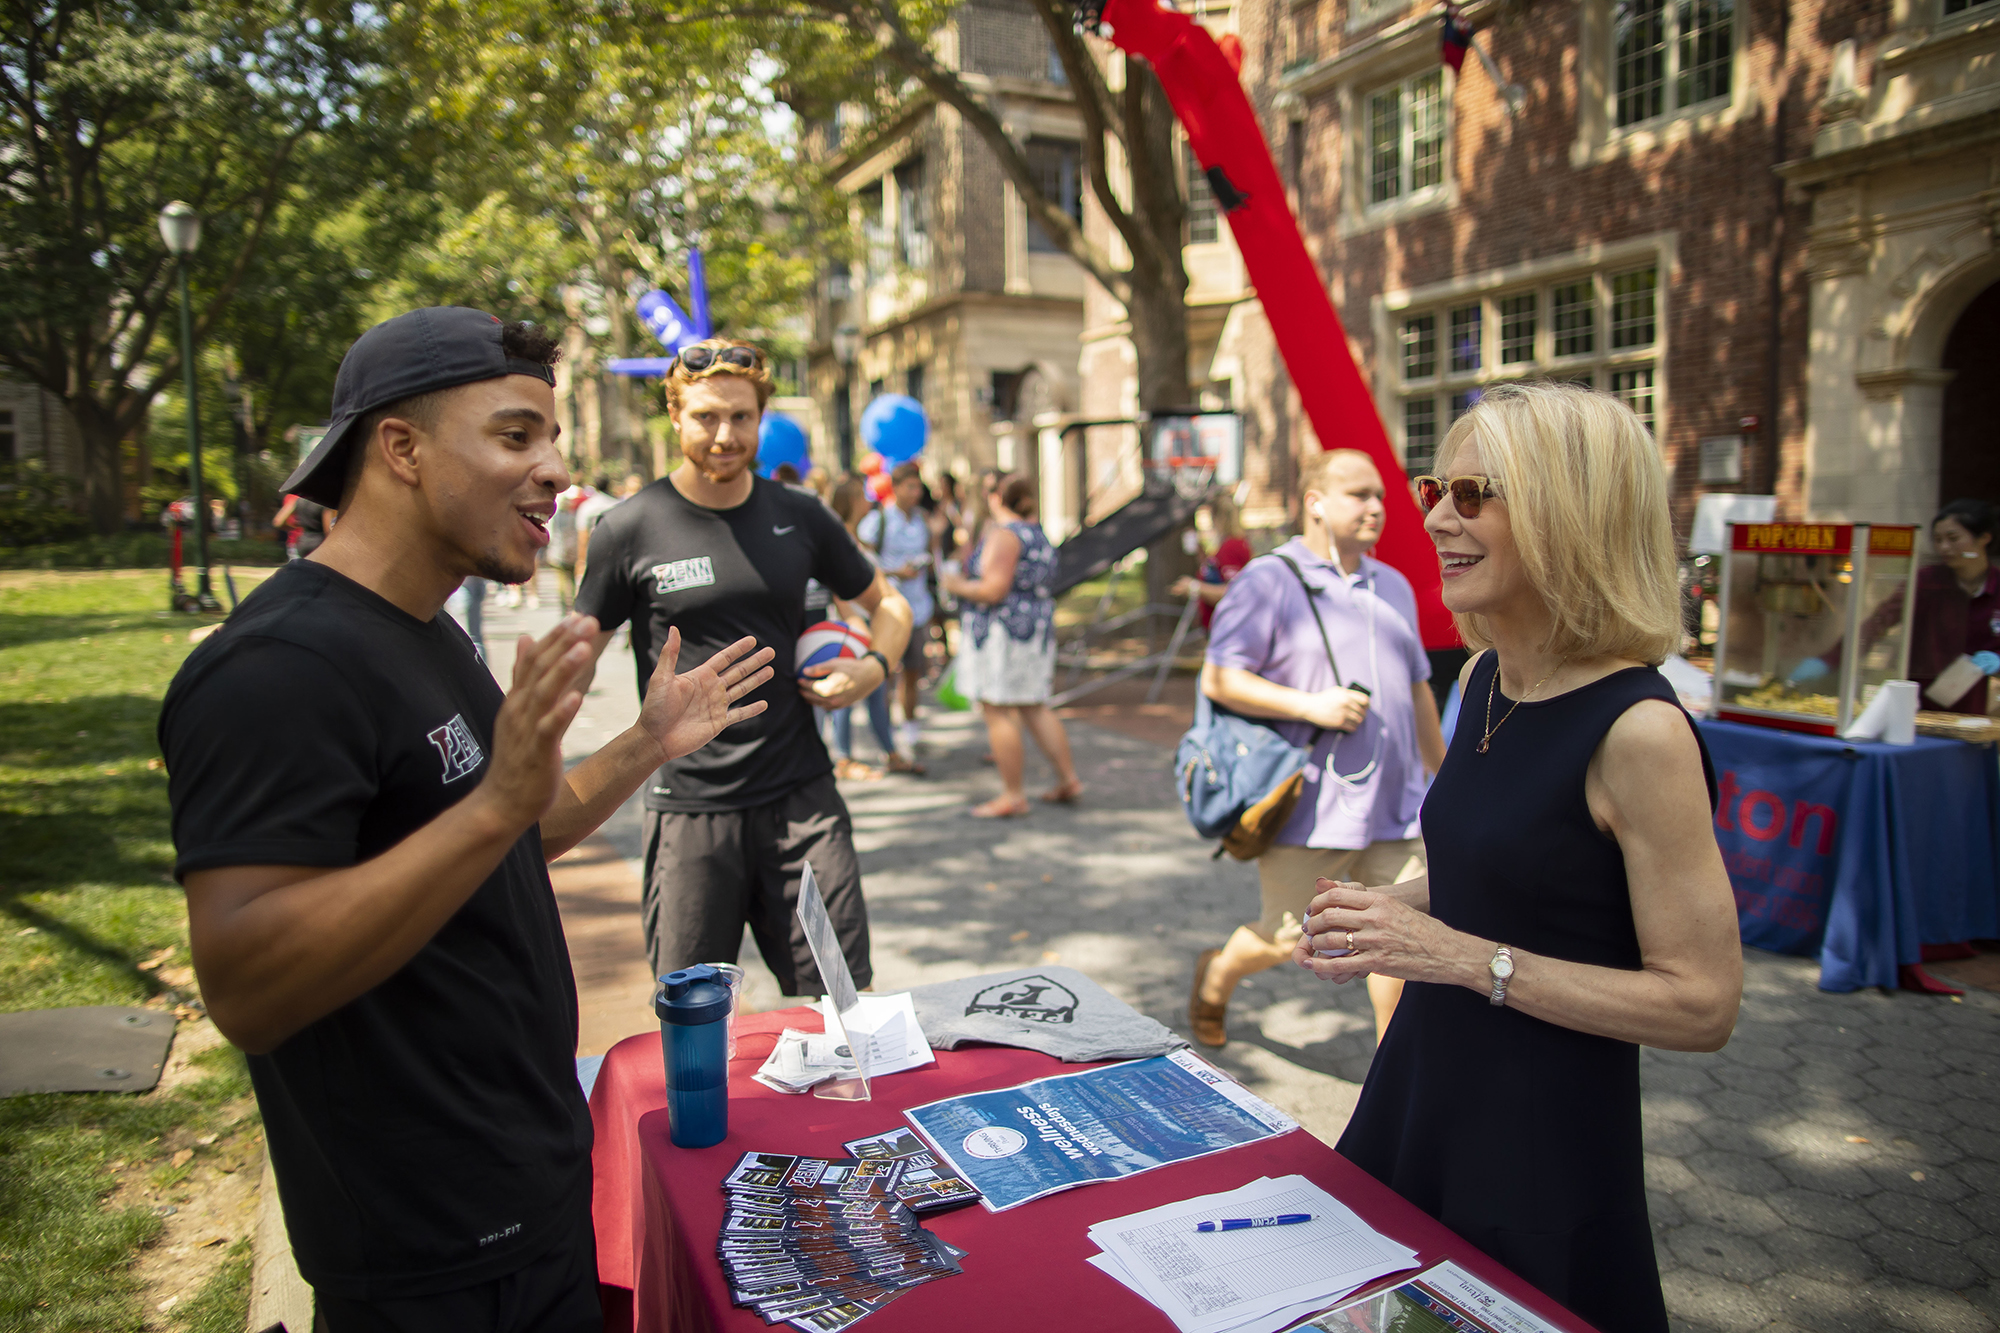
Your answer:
[940,475,1084,816]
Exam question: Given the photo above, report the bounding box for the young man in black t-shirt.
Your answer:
[575,339,912,994]
[158,308,772,1331]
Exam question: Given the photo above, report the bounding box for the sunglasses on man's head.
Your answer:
[1412,474,1500,518]
[674,344,763,374]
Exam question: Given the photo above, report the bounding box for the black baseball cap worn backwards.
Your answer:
[283,306,558,507]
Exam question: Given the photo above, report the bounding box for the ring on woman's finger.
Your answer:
[1345,930,1357,952]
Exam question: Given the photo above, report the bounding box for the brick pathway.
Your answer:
[1644,960,2000,1332]
[484,584,2000,1333]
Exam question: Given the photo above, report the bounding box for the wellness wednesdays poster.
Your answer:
[903,1050,1298,1211]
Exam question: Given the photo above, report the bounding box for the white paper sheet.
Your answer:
[1087,1175,1419,1333]
[815,992,935,1078]
[1091,1250,1342,1333]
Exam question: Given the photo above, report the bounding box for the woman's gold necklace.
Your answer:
[1480,663,1561,754]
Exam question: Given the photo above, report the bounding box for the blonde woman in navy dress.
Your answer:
[1298,382,1742,1333]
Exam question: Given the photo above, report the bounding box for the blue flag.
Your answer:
[636,289,702,353]
[687,248,713,340]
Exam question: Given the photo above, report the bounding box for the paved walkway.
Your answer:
[482,582,2000,1333]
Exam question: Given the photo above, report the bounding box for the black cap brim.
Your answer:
[282,411,366,508]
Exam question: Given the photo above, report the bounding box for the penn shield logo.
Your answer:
[426,715,485,784]
[650,556,716,594]
[965,975,1078,1025]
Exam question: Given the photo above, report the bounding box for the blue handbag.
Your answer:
[1173,555,1345,859]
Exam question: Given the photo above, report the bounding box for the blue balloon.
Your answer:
[860,394,928,464]
[757,414,811,478]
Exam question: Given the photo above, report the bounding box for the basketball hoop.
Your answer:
[1145,455,1217,501]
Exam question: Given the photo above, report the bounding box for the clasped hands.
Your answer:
[1293,877,1481,990]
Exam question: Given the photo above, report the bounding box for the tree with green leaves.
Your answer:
[390,0,844,466]
[673,0,1198,412]
[0,0,410,531]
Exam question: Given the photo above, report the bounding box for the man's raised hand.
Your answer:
[638,628,775,760]
[477,614,596,829]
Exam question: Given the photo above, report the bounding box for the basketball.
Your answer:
[795,620,871,679]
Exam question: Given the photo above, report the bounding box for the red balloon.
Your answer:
[860,451,886,475]
[867,473,893,501]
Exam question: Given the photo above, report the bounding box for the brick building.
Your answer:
[805,0,1088,481]
[1078,0,2000,540]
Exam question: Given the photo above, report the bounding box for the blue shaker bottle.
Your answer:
[655,965,732,1148]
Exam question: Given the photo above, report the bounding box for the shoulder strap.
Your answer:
[1271,553,1344,689]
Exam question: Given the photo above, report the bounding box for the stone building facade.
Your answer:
[1074,4,1268,530]
[806,0,1088,483]
[0,372,86,489]
[1781,0,2000,524]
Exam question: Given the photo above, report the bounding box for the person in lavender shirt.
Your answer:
[1189,449,1446,1047]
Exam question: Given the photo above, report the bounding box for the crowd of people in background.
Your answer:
[487,442,1084,806]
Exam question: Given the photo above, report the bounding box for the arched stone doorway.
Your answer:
[1939,280,2000,511]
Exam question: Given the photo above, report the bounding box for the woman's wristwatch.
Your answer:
[1487,945,1515,1006]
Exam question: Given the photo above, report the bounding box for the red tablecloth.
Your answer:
[591,1007,1598,1333]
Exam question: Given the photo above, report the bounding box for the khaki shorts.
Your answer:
[1253,838,1427,947]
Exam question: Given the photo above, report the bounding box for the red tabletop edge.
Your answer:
[589,1006,1601,1333]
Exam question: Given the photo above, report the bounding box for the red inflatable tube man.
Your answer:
[1093,0,1455,649]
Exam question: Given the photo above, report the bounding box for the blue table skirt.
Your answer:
[1697,719,2000,991]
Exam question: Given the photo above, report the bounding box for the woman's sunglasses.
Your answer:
[1412,474,1500,519]
[673,343,764,374]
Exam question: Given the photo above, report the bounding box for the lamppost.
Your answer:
[833,325,860,473]
[158,201,218,611]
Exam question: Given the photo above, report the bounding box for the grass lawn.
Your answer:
[0,568,272,1332]
[1054,560,1152,634]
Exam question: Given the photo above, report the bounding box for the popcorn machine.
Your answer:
[1709,523,1919,736]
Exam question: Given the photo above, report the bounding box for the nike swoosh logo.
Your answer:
[773,525,796,535]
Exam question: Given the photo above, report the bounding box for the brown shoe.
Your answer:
[1189,949,1228,1047]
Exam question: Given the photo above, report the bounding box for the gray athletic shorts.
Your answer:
[640,772,871,996]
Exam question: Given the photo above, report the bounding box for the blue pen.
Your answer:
[1194,1214,1314,1232]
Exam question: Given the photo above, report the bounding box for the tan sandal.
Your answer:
[1040,780,1084,804]
[1189,949,1228,1047]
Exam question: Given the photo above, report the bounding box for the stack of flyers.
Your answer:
[842,1129,981,1215]
[718,1152,967,1330]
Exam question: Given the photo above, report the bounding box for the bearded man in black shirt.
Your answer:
[575,339,912,995]
[158,308,773,1331]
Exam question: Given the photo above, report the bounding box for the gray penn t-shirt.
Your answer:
[909,967,1185,1063]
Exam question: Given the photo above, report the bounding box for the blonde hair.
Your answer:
[1438,381,1681,665]
[663,338,774,416]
